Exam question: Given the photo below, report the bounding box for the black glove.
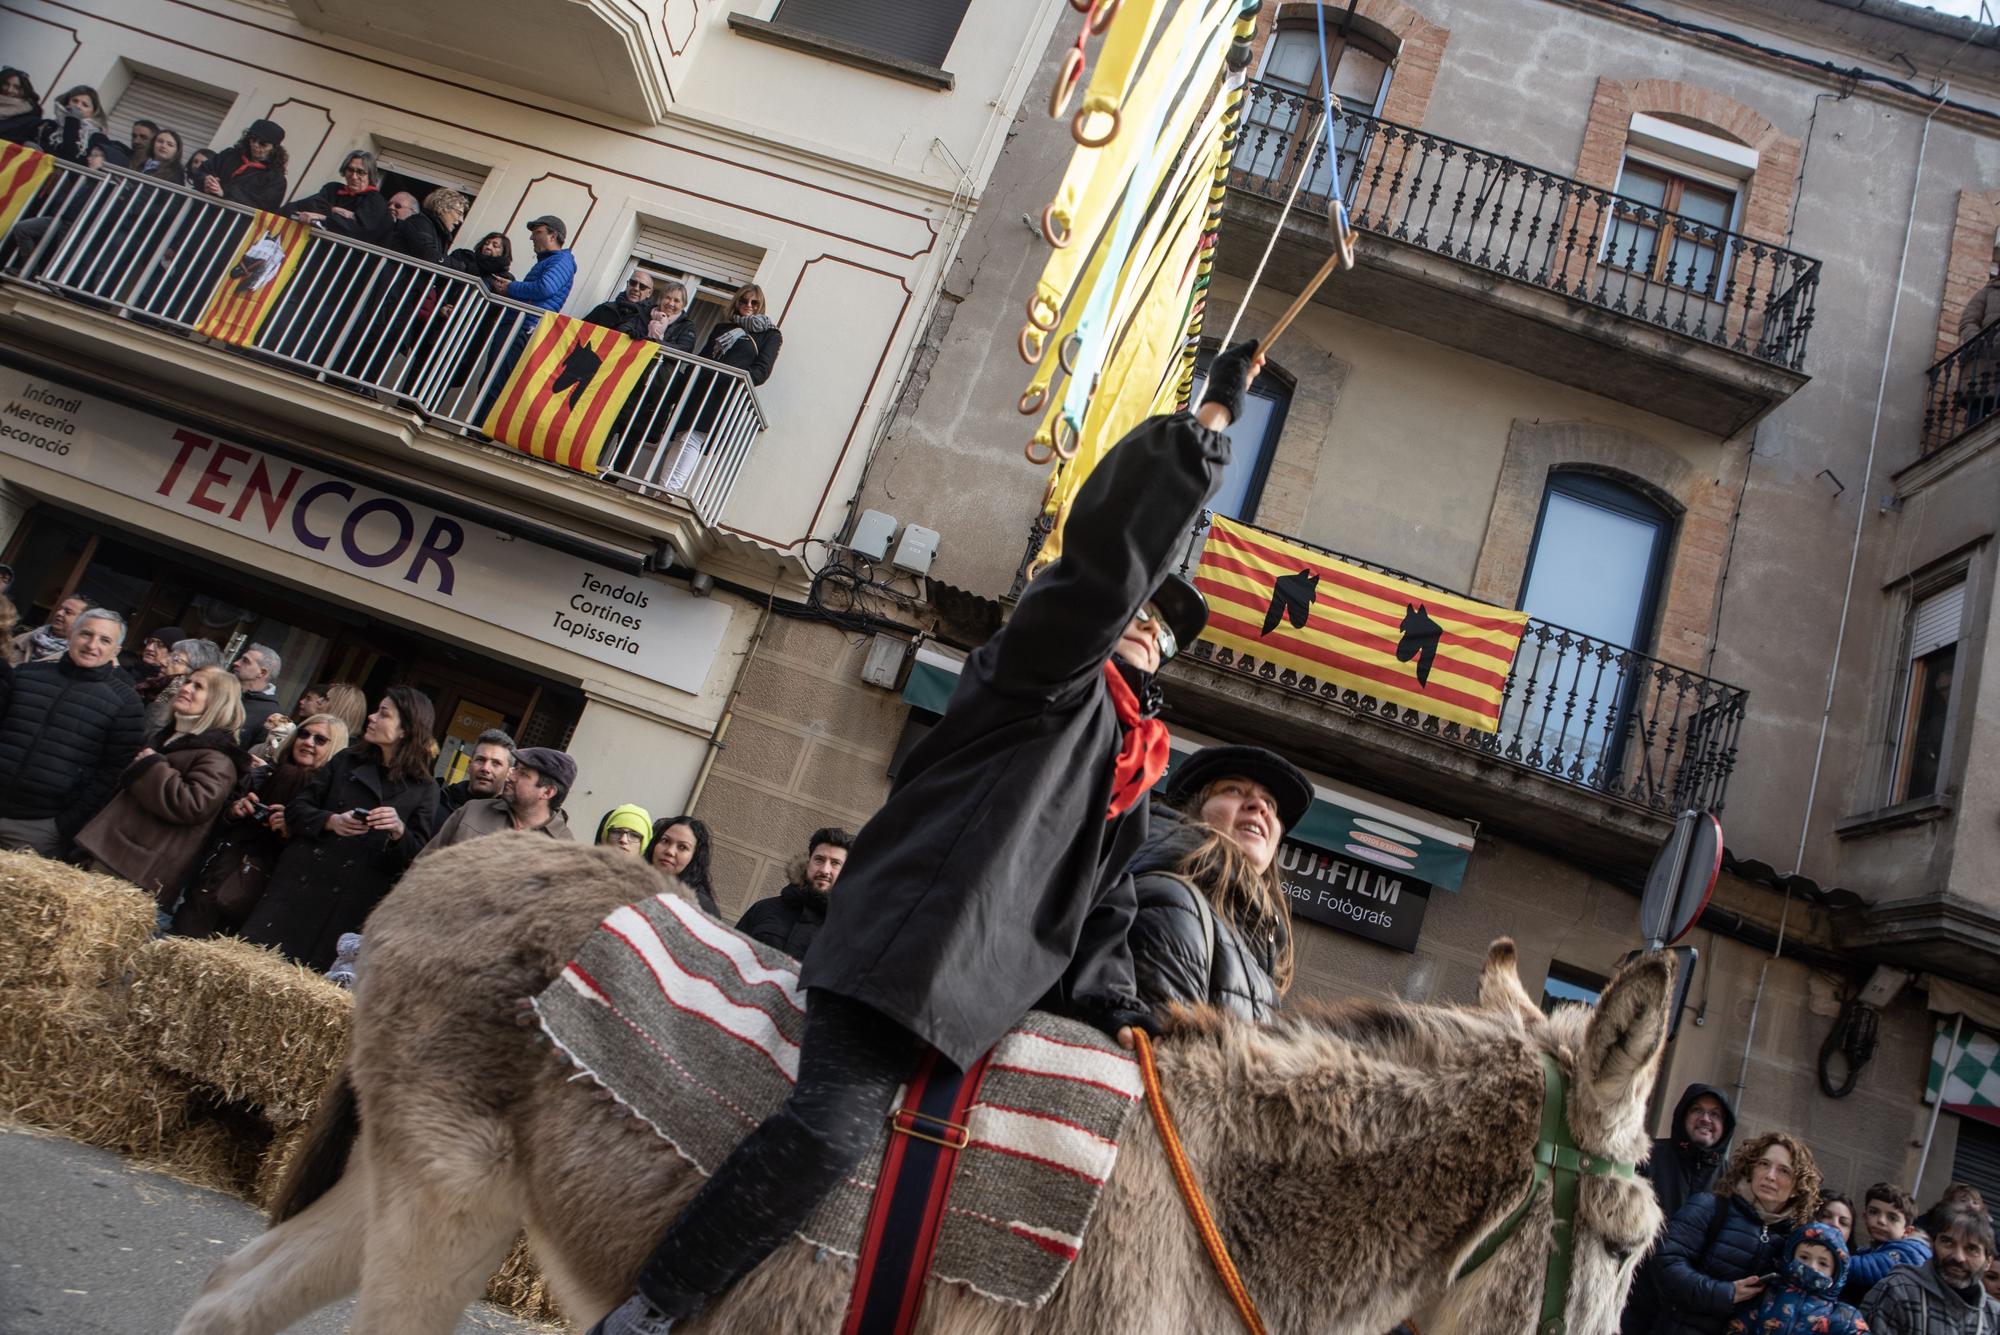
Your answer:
[1199,338,1260,424]
[1069,992,1161,1042]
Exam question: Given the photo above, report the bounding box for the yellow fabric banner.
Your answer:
[481,315,659,474]
[194,213,314,347]
[0,143,53,238]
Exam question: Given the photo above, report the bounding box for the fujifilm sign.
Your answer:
[1278,840,1431,953]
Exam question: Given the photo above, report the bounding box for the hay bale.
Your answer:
[253,1119,314,1212]
[0,852,156,992]
[127,936,351,1125]
[486,1235,563,1323]
[0,993,193,1156]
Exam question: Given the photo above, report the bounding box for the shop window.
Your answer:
[1890,579,1965,804]
[1541,961,1607,1013]
[107,69,235,155]
[1190,347,1292,523]
[772,0,971,68]
[1234,23,1397,200]
[1951,1116,2000,1208]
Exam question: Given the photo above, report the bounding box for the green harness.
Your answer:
[1452,1052,1638,1335]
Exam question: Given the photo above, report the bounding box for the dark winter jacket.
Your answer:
[437,778,482,817]
[1650,1190,1791,1335]
[582,296,651,341]
[1627,1084,1741,1334]
[0,81,40,145]
[798,412,1230,1067]
[0,656,146,838]
[1725,1221,1869,1335]
[735,883,830,962]
[73,727,248,905]
[1860,1257,2000,1334]
[655,313,698,354]
[443,246,512,282]
[239,747,439,971]
[1845,1234,1934,1304]
[173,759,320,938]
[1127,805,1284,1022]
[198,148,287,213]
[699,318,782,385]
[33,110,103,164]
[283,182,391,245]
[388,208,450,263]
[238,686,283,749]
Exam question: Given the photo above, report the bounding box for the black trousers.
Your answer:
[636,990,918,1318]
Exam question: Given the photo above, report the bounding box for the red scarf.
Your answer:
[1102,659,1168,821]
[335,183,378,197]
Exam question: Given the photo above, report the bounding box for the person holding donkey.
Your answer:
[589,339,1264,1334]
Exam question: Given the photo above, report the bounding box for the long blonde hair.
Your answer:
[289,712,350,766]
[177,666,246,737]
[324,683,367,737]
[1176,779,1295,993]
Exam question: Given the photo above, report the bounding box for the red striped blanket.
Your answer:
[531,891,1145,1310]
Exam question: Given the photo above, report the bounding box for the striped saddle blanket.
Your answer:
[531,892,1145,1311]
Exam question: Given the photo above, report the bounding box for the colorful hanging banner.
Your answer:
[194,213,314,347]
[1194,515,1529,733]
[0,142,53,238]
[481,315,659,474]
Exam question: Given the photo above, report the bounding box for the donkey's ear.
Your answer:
[1479,938,1543,1030]
[1579,951,1674,1107]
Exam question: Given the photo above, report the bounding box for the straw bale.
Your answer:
[252,1119,315,1212]
[142,1105,269,1197]
[127,936,351,1125]
[0,852,156,991]
[0,992,193,1156]
[486,1236,563,1323]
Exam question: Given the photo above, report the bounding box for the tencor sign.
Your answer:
[0,370,730,695]
[1278,839,1431,953]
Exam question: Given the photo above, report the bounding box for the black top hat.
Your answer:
[1165,744,1314,833]
[1147,572,1208,655]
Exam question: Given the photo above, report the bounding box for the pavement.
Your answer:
[0,1124,555,1334]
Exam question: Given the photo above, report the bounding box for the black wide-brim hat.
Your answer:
[1148,572,1208,653]
[1165,744,1314,833]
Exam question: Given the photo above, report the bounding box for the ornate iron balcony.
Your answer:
[1230,81,1821,372]
[1922,320,2000,455]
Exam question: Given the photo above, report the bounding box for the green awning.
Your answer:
[900,642,964,715]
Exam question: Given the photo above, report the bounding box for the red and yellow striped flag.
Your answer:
[194,212,313,347]
[481,316,659,474]
[0,143,54,237]
[1194,514,1529,733]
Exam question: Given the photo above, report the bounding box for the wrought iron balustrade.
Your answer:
[1229,81,1821,372]
[0,158,765,524]
[1182,519,1748,814]
[1922,320,2000,455]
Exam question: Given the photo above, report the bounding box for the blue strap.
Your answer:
[1310,0,1352,236]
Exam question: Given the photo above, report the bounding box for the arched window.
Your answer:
[1234,19,1397,202]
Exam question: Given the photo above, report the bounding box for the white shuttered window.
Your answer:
[1893,580,1967,802]
[372,141,490,200]
[108,74,235,154]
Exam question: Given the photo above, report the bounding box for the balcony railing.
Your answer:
[1922,320,2000,455]
[0,158,765,524]
[1230,81,1821,372]
[1181,518,1749,814]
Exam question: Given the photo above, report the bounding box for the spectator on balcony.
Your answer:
[147,638,224,734]
[428,229,514,394]
[284,149,391,244]
[388,187,463,263]
[351,187,468,385]
[582,270,658,341]
[12,593,89,663]
[32,84,105,165]
[662,282,781,493]
[123,118,157,168]
[184,147,213,184]
[0,607,146,858]
[650,281,698,353]
[647,813,720,916]
[606,282,703,471]
[0,68,41,145]
[196,120,288,212]
[489,215,572,311]
[128,125,185,186]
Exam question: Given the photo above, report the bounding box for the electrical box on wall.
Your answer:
[893,524,940,576]
[851,509,897,561]
[860,635,912,690]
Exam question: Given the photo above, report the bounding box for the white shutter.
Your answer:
[372,141,490,199]
[1911,583,1965,660]
[632,220,762,301]
[108,74,235,154]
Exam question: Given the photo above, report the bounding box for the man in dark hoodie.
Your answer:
[1622,1082,1738,1335]
[734,827,852,961]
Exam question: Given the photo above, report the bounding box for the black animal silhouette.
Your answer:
[1396,603,1445,688]
[547,333,605,412]
[1261,569,1319,636]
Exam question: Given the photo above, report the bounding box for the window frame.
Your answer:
[1606,155,1743,299]
[1885,570,1972,806]
[1191,344,1295,525]
[1517,469,1674,654]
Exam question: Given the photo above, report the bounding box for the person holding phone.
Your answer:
[242,687,440,970]
[1648,1132,1823,1335]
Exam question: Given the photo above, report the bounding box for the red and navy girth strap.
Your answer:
[840,1046,993,1335]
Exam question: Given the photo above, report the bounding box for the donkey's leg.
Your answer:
[172,1167,369,1335]
[347,1126,522,1335]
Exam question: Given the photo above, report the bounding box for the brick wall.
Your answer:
[1936,189,2000,364]
[1250,0,1450,128]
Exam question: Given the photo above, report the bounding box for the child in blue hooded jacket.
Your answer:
[1726,1220,1872,1335]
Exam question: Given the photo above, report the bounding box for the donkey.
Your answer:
[174,836,1671,1335]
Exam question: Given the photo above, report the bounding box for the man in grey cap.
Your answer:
[422,745,575,850]
[489,215,573,311]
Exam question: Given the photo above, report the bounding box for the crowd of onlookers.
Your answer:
[0,68,785,483]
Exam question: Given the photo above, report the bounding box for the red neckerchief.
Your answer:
[228,158,265,178]
[1101,659,1168,821]
[335,183,377,197]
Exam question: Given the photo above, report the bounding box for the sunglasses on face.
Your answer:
[1132,605,1178,661]
[627,278,653,291]
[298,731,332,745]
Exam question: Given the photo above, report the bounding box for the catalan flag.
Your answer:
[1194,514,1529,733]
[481,315,658,474]
[194,213,313,347]
[0,143,54,238]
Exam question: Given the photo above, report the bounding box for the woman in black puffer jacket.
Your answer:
[1127,744,1311,1023]
[1649,1130,1823,1335]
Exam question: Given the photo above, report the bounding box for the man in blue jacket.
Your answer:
[476,215,576,423]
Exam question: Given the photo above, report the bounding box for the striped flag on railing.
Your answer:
[481,315,658,473]
[194,212,313,347]
[1194,514,1529,733]
[0,143,53,236]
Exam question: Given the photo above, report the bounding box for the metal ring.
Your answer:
[1073,104,1120,148]
[1019,385,1047,415]
[1026,290,1061,331]
[1019,323,1047,365]
[1041,202,1073,250]
[1067,0,1092,11]
[1052,417,1081,460]
[1059,332,1083,375]
[1050,47,1086,120]
[1335,214,1357,270]
[1025,435,1059,465]
[1089,0,1120,34]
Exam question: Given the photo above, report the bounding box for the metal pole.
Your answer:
[1915,1011,1966,1191]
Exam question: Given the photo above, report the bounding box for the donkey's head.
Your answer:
[1429,939,1674,1335]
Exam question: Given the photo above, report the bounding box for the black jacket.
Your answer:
[0,656,146,837]
[582,296,651,341]
[736,883,829,961]
[699,320,782,385]
[0,97,40,146]
[238,686,283,749]
[798,413,1230,1067]
[1128,806,1284,1022]
[437,778,481,817]
[198,148,287,213]
[32,111,101,164]
[1648,1190,1787,1335]
[239,747,440,971]
[656,313,698,354]
[1623,1083,1739,1334]
[443,246,512,283]
[284,183,391,245]
[389,209,449,263]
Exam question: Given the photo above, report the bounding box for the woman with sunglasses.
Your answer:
[661,283,784,492]
[171,712,350,938]
[591,339,1263,1335]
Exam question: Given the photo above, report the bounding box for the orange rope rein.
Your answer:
[1131,1029,1268,1335]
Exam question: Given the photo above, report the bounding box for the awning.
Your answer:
[897,646,1478,891]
